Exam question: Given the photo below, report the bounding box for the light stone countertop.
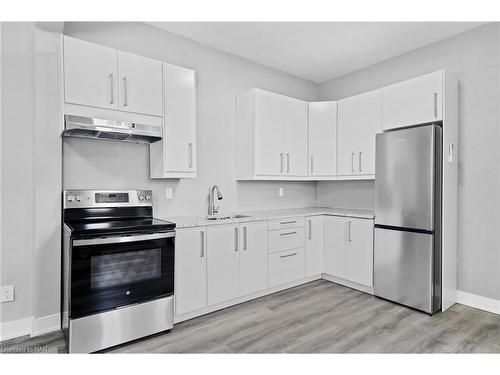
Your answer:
[161,207,375,229]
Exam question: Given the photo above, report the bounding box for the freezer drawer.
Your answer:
[374,227,436,313]
[375,124,441,230]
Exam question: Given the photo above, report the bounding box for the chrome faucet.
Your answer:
[208,185,223,216]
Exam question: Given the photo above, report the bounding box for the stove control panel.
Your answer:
[63,190,153,209]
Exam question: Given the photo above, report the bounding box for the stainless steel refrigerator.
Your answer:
[374,123,442,314]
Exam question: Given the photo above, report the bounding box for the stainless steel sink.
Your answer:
[205,214,250,221]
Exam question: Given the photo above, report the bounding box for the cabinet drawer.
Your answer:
[268,248,305,287]
[268,217,305,231]
[268,226,305,254]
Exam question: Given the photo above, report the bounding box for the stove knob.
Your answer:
[76,195,83,202]
[138,194,144,201]
[67,194,75,202]
[145,195,151,201]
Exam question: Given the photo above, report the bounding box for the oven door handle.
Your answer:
[73,232,175,246]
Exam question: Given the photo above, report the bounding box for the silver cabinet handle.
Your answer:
[348,221,352,242]
[280,153,284,173]
[123,77,128,106]
[280,220,296,225]
[234,227,239,252]
[200,231,205,257]
[109,73,114,104]
[243,226,247,250]
[308,219,312,240]
[280,252,297,259]
[280,231,297,236]
[310,155,314,174]
[351,152,355,173]
[286,153,290,173]
[188,143,193,169]
[359,152,362,172]
[434,92,438,118]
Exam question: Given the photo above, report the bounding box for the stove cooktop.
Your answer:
[65,217,175,237]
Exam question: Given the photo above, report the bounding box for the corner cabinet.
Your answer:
[308,102,337,177]
[150,63,197,179]
[337,89,382,178]
[235,89,308,180]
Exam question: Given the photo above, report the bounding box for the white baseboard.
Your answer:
[456,290,500,315]
[31,313,61,337]
[0,313,61,342]
[0,316,33,342]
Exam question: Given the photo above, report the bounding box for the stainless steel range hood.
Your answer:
[62,115,162,144]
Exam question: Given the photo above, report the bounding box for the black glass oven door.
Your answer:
[70,232,174,319]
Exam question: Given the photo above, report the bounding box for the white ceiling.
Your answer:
[148,22,484,83]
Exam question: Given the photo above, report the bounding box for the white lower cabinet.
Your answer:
[207,224,240,305]
[268,248,306,287]
[175,227,207,315]
[347,219,374,286]
[176,214,373,320]
[239,221,268,296]
[305,215,324,276]
[324,216,374,287]
[324,216,348,279]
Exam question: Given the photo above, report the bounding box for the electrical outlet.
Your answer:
[1,285,14,303]
[278,187,284,197]
[165,187,173,199]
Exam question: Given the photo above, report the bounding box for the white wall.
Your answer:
[1,22,36,327]
[1,24,63,339]
[317,23,500,301]
[62,22,318,218]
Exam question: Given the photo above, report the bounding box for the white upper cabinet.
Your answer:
[338,95,359,176]
[254,90,287,175]
[150,63,197,179]
[64,36,118,110]
[382,70,443,130]
[308,102,337,176]
[338,89,381,177]
[356,90,382,175]
[282,96,308,176]
[63,36,163,118]
[117,51,163,116]
[235,89,308,179]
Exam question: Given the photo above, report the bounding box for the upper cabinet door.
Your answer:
[163,63,196,173]
[118,51,163,116]
[337,96,358,176]
[308,102,337,176]
[382,70,443,130]
[356,90,382,175]
[254,90,286,176]
[64,36,118,110]
[283,97,308,176]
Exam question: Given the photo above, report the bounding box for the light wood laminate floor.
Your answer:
[2,280,500,353]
